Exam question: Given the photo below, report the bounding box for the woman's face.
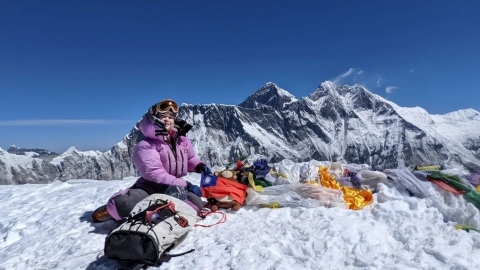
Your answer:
[158,112,175,131]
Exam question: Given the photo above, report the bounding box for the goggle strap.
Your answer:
[159,107,177,114]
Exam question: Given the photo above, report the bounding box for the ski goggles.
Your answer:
[145,201,189,227]
[156,99,179,114]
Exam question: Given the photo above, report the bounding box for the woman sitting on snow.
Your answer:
[92,99,212,222]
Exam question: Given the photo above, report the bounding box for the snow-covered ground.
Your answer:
[1,164,480,270]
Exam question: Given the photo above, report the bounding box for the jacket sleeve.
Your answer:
[184,137,203,172]
[133,141,187,187]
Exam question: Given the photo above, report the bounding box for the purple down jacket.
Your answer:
[106,114,202,220]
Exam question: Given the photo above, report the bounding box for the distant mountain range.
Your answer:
[6,145,59,161]
[1,81,479,184]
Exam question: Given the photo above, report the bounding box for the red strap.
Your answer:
[194,210,227,228]
[427,178,466,195]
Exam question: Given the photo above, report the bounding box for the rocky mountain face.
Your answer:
[0,149,60,185]
[52,123,143,181]
[181,81,480,173]
[2,81,479,184]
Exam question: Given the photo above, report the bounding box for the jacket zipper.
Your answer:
[180,147,184,175]
[167,151,172,175]
[167,136,178,177]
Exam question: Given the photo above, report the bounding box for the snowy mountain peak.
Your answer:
[441,108,480,121]
[238,82,297,109]
[62,146,76,156]
[309,81,370,99]
[306,82,387,114]
[320,80,337,90]
[307,81,340,101]
[264,81,277,87]
[336,84,368,95]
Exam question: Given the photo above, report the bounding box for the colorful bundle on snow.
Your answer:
[318,166,373,210]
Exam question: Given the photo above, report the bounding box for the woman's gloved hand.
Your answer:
[175,118,193,136]
[195,163,212,176]
[186,181,202,197]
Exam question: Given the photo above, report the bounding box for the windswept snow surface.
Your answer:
[1,164,480,269]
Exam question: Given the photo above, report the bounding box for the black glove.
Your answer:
[195,163,212,175]
[175,118,193,136]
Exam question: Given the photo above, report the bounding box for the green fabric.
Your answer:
[463,190,480,209]
[458,226,480,233]
[253,177,275,187]
[445,174,463,183]
[428,171,480,209]
[427,171,471,192]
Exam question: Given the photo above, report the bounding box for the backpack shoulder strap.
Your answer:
[122,246,195,270]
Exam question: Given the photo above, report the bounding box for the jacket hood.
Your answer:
[138,113,178,141]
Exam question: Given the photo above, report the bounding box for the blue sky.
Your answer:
[1,0,478,153]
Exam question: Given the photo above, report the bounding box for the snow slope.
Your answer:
[1,161,480,270]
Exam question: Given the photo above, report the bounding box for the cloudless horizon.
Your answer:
[1,0,479,153]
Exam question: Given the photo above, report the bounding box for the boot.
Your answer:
[91,205,113,223]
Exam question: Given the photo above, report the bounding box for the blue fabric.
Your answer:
[252,159,270,176]
[200,174,218,188]
[196,164,212,175]
[187,183,202,197]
